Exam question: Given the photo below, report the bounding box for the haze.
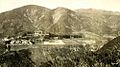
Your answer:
[0,0,120,13]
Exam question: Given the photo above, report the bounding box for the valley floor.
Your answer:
[10,38,107,52]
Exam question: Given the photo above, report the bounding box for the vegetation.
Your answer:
[0,5,120,67]
[0,5,120,37]
[0,42,120,67]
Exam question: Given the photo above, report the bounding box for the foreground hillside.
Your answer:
[0,5,120,37]
[0,36,120,67]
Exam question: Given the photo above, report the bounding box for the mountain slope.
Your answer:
[76,9,120,35]
[0,5,120,37]
[0,5,53,37]
[49,7,83,35]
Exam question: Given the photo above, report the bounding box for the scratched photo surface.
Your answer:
[0,0,120,67]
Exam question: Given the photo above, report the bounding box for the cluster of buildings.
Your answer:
[2,30,83,46]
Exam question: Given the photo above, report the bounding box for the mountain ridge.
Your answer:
[0,5,120,37]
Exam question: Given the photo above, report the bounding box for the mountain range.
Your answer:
[0,5,120,37]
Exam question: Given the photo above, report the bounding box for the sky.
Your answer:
[0,0,120,13]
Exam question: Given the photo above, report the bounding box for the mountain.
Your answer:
[0,5,53,37]
[49,7,82,35]
[0,5,120,37]
[76,9,120,35]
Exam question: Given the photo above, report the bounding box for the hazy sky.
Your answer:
[0,0,120,13]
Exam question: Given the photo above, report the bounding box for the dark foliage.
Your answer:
[0,49,35,67]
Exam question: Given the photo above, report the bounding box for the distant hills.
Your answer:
[0,5,120,37]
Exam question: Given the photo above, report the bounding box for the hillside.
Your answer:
[0,5,53,37]
[0,5,120,37]
[76,9,120,35]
